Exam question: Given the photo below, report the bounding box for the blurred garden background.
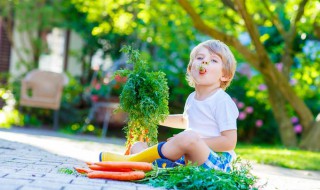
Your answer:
[0,0,319,170]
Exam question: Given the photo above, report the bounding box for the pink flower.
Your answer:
[95,84,101,90]
[115,75,128,83]
[245,106,254,114]
[258,84,267,91]
[290,78,297,85]
[294,124,303,134]
[91,95,99,102]
[237,102,245,109]
[275,63,283,72]
[255,120,263,127]
[237,64,252,78]
[238,112,247,120]
[291,117,299,123]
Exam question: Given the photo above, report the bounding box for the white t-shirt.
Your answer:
[183,88,239,158]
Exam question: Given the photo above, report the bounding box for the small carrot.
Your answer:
[124,144,132,155]
[199,66,206,74]
[74,167,92,174]
[95,161,153,171]
[87,171,145,181]
[86,161,95,166]
[139,135,144,142]
[88,164,133,172]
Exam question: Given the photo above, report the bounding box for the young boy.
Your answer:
[100,40,239,172]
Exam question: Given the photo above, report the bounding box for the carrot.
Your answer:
[124,144,132,155]
[95,161,153,171]
[74,167,92,174]
[87,171,145,181]
[86,161,95,166]
[139,134,145,142]
[88,164,133,172]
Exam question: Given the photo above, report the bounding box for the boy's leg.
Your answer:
[130,141,183,168]
[100,143,162,162]
[161,130,211,165]
[130,142,148,154]
[200,152,233,172]
[100,130,210,165]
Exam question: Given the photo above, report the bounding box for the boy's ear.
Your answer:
[187,64,192,72]
[220,75,230,82]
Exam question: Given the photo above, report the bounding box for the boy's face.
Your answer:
[189,46,228,87]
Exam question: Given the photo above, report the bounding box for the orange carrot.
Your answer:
[88,164,133,172]
[124,144,132,155]
[95,161,153,171]
[74,167,92,174]
[87,171,145,181]
[139,135,144,142]
[86,161,95,166]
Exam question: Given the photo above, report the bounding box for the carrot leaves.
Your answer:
[114,45,169,147]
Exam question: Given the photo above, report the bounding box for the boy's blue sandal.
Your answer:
[153,159,179,168]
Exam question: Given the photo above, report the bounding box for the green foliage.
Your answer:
[292,49,320,116]
[236,144,320,170]
[1,74,48,127]
[115,45,169,146]
[0,75,24,128]
[139,159,258,190]
[58,73,90,129]
[228,73,280,144]
[58,167,80,176]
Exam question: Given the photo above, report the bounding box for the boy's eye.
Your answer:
[196,57,203,60]
[211,59,217,63]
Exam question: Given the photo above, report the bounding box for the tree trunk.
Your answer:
[265,77,297,147]
[300,121,320,151]
[260,63,316,134]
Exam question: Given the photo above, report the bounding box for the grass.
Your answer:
[236,144,320,171]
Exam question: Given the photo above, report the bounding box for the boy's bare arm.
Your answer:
[159,114,187,129]
[202,130,237,152]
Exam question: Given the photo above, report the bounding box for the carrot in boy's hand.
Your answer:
[87,171,145,181]
[95,161,153,171]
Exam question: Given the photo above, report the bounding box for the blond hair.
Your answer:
[186,40,237,90]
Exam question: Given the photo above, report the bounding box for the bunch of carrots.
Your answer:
[75,161,153,181]
[124,129,149,155]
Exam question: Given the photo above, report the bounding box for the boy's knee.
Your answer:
[130,142,148,154]
[176,130,201,147]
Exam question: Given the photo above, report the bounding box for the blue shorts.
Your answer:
[175,151,233,172]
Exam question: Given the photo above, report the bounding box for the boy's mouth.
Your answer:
[199,66,206,74]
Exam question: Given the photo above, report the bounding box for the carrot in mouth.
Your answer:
[199,66,206,74]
